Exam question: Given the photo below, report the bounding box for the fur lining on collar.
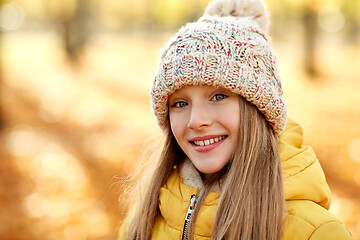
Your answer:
[181,158,204,188]
[180,158,221,192]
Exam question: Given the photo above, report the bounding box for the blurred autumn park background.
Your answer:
[0,0,360,239]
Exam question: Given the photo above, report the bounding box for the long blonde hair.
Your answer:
[123,97,284,240]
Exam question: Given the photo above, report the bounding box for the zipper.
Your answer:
[182,194,197,240]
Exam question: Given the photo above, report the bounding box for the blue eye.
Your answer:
[212,94,227,101]
[173,101,188,108]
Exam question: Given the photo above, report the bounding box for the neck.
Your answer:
[201,172,215,182]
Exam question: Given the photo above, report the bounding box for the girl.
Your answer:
[119,0,352,239]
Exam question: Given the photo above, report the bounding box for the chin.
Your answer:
[193,161,225,174]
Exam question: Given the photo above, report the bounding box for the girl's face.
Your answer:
[169,85,240,175]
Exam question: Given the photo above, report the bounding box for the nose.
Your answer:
[187,102,213,130]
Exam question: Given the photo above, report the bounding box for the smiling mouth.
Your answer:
[191,135,228,146]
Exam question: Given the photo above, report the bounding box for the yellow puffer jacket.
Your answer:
[119,119,352,239]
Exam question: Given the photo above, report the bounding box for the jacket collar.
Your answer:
[181,158,222,192]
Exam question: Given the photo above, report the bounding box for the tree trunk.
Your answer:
[303,6,318,77]
[61,0,92,63]
[0,2,3,129]
[346,17,360,44]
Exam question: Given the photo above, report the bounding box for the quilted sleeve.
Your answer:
[309,221,353,240]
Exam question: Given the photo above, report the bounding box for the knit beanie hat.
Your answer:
[151,0,287,135]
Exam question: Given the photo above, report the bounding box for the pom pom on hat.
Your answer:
[204,0,269,32]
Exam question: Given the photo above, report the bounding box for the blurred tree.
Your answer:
[46,0,93,63]
[120,0,210,30]
[303,4,318,77]
[61,0,93,63]
[343,0,360,44]
[278,0,321,77]
[0,0,4,129]
[139,0,158,29]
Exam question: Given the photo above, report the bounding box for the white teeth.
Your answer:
[193,136,226,146]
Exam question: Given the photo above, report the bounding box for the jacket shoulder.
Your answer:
[284,200,352,240]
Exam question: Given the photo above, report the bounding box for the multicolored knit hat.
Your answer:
[151,0,287,135]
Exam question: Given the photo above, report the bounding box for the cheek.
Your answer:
[220,107,240,132]
[169,113,184,141]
